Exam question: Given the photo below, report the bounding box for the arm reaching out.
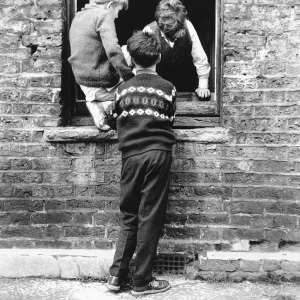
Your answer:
[97,13,134,81]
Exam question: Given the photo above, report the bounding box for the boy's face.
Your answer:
[108,3,123,19]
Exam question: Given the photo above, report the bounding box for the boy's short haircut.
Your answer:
[155,0,187,42]
[92,0,129,10]
[127,31,161,68]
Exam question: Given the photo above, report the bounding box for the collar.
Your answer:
[136,69,157,75]
[160,30,175,47]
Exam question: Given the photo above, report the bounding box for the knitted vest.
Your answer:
[148,22,198,91]
[115,73,177,158]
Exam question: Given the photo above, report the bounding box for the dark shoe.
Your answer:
[106,276,121,291]
[131,278,171,296]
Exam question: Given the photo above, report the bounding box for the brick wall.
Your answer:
[220,0,300,253]
[0,0,65,247]
[0,0,299,261]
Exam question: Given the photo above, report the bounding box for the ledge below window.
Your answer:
[44,127,229,144]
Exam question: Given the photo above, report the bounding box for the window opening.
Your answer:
[67,0,223,127]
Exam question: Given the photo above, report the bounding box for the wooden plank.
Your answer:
[71,116,220,128]
[174,116,219,128]
[75,92,217,116]
[176,92,215,103]
[75,101,217,116]
[177,102,217,115]
[73,92,219,128]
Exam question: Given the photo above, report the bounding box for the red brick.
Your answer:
[94,239,114,249]
[72,212,93,225]
[3,200,43,212]
[64,226,105,238]
[222,228,264,241]
[14,186,33,198]
[0,186,14,197]
[199,259,239,272]
[240,260,261,272]
[66,199,105,210]
[75,185,96,197]
[187,213,229,225]
[226,201,264,214]
[44,200,66,211]
[200,228,222,241]
[0,226,44,238]
[95,183,120,197]
[281,262,300,273]
[164,226,200,239]
[93,211,121,226]
[43,225,64,238]
[230,215,251,226]
[272,215,298,229]
[192,271,228,281]
[265,229,287,242]
[31,212,72,224]
[165,213,187,225]
[34,240,72,248]
[262,260,281,272]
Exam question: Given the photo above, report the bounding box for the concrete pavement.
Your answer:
[1,276,300,300]
[1,249,300,282]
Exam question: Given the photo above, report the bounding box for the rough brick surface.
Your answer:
[0,0,299,282]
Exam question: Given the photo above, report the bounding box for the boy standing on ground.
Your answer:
[107,31,177,296]
[68,0,134,130]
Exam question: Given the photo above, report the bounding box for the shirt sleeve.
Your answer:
[96,12,134,82]
[121,45,137,75]
[186,20,211,89]
[170,86,177,127]
[121,45,132,67]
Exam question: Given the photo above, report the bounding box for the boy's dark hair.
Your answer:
[127,31,161,68]
[155,0,187,42]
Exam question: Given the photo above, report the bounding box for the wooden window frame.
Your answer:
[63,0,224,128]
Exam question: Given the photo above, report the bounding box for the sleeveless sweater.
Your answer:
[148,22,198,91]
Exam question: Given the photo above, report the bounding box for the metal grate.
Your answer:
[153,253,187,275]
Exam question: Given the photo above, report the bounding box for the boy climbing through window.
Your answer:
[68,0,134,130]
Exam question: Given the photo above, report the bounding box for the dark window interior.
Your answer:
[75,0,215,98]
[116,0,215,92]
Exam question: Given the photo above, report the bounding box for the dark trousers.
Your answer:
[109,150,172,287]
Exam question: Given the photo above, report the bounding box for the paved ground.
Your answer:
[1,276,300,300]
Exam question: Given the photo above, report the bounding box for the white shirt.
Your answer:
[122,20,211,89]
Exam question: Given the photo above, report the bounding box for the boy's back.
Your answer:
[115,72,176,158]
[68,3,133,88]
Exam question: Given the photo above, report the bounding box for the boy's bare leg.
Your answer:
[80,85,116,131]
[86,101,112,131]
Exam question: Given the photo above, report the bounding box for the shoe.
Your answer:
[131,278,171,296]
[86,101,111,131]
[106,276,121,291]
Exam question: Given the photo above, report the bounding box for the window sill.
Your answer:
[44,126,229,144]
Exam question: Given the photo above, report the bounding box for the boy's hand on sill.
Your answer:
[195,88,210,99]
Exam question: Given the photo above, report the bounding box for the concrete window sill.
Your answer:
[44,127,229,144]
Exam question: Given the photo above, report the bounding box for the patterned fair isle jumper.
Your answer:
[113,71,177,158]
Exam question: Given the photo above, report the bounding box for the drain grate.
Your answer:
[153,253,187,275]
